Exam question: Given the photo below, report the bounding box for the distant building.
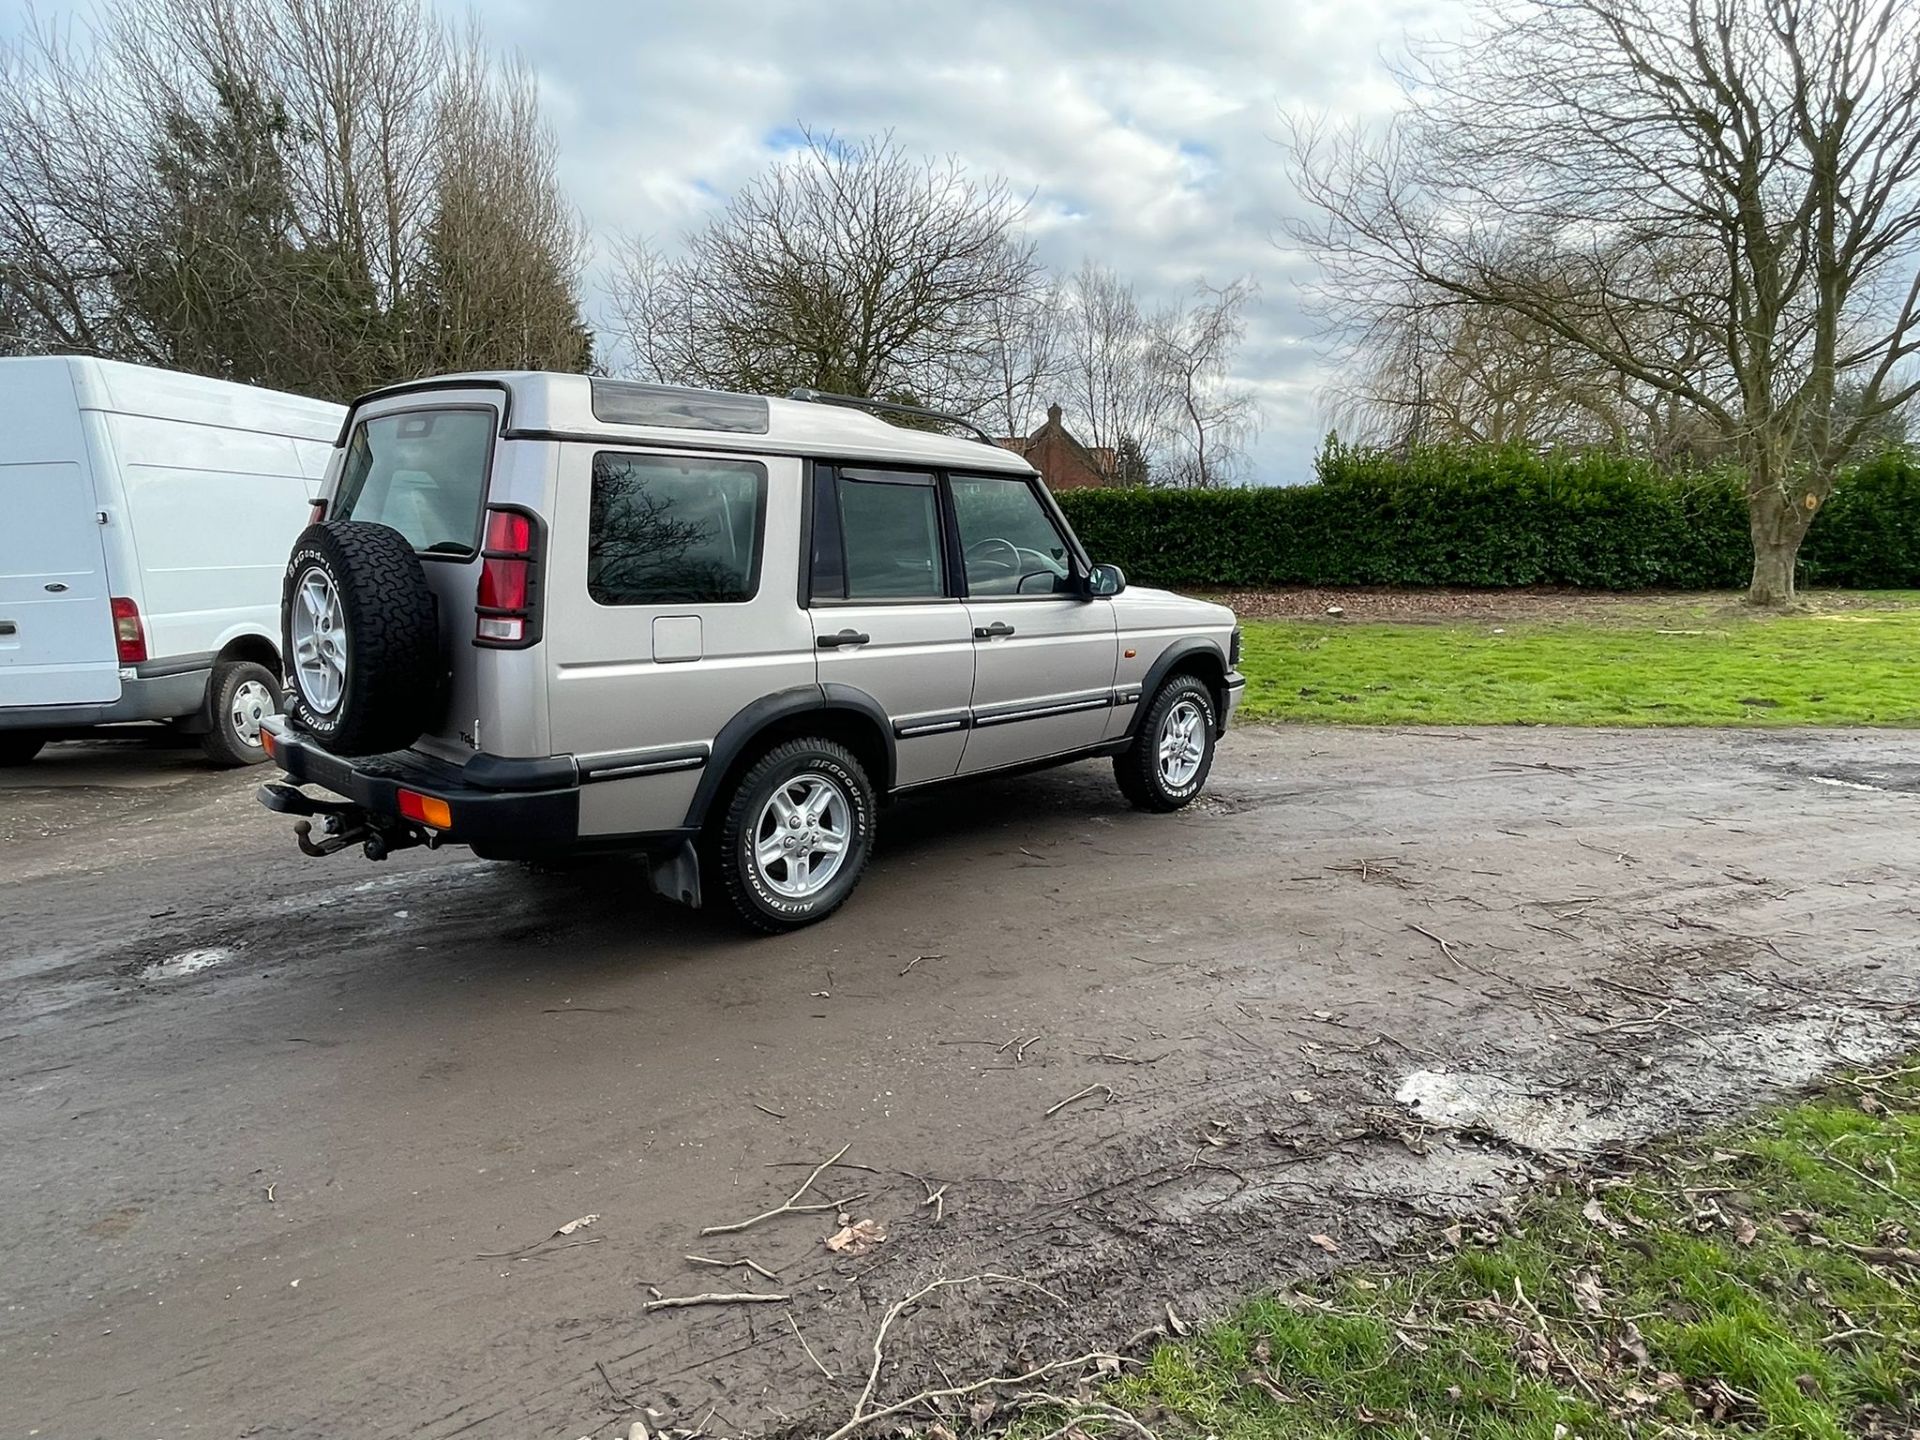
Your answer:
[996,403,1114,491]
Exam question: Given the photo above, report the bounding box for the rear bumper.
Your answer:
[0,665,209,731]
[261,717,580,853]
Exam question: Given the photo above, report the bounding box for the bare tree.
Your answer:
[0,0,588,397]
[609,130,1043,411]
[1058,260,1172,480]
[416,32,590,374]
[1152,278,1259,488]
[975,282,1064,440]
[1288,0,1920,605]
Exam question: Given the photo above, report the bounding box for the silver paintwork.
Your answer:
[303,373,1242,841]
[290,568,346,714]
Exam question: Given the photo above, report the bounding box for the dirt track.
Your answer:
[3,726,1918,1438]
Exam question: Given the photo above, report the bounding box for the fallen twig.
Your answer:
[701,1145,852,1236]
[474,1212,599,1259]
[786,1309,835,1381]
[898,953,943,977]
[819,1273,1106,1440]
[1407,923,1465,969]
[1511,1278,1606,1407]
[685,1253,779,1282]
[1046,1083,1116,1118]
[752,1102,787,1120]
[595,1358,636,1406]
[920,1177,948,1224]
[643,1291,789,1312]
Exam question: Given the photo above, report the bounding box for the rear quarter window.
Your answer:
[588,453,766,605]
[333,408,495,556]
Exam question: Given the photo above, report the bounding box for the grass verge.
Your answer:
[1235,598,1920,727]
[1093,1061,1920,1438]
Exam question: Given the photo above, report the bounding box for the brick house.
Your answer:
[996,403,1114,490]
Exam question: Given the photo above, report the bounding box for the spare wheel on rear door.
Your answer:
[282,520,443,756]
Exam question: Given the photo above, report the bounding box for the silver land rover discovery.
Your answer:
[257,374,1244,931]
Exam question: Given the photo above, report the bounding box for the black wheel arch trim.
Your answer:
[683,684,898,830]
[1124,639,1229,740]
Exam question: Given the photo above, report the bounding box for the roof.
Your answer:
[0,355,345,443]
[349,372,1038,476]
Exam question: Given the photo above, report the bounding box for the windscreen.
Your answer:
[333,408,495,555]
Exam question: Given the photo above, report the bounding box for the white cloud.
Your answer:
[0,0,1463,480]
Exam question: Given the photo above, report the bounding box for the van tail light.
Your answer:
[109,596,147,663]
[475,506,542,648]
[308,500,328,525]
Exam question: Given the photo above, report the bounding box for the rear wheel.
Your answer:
[716,738,875,933]
[1115,674,1217,812]
[0,733,46,766]
[200,660,281,767]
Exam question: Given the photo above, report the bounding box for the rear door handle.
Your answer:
[973,622,1016,639]
[817,629,870,649]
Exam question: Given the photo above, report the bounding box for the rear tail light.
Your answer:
[109,596,147,663]
[475,506,541,648]
[396,789,452,829]
[308,500,328,525]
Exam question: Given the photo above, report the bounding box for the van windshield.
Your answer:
[334,408,494,555]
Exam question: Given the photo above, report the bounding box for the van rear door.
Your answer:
[0,460,119,707]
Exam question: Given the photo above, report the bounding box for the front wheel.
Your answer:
[1115,675,1217,812]
[200,660,282,767]
[716,738,875,933]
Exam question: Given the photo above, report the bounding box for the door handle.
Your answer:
[973,621,1016,639]
[816,629,870,649]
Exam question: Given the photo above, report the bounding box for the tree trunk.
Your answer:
[1746,482,1813,608]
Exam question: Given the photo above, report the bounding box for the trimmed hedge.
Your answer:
[1056,442,1920,591]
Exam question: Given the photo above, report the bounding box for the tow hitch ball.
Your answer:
[258,783,432,862]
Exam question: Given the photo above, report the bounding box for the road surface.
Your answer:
[3,726,1917,1437]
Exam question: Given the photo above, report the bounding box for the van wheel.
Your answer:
[1115,674,1217,812]
[200,661,281,767]
[716,738,875,933]
[0,734,46,766]
[282,521,442,756]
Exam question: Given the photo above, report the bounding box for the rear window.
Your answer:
[588,453,766,605]
[334,408,495,556]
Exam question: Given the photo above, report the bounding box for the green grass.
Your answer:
[1235,598,1920,727]
[1087,1062,1920,1439]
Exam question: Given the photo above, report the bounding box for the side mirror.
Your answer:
[1085,563,1127,597]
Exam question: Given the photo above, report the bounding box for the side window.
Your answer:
[834,471,945,600]
[587,452,765,605]
[949,475,1076,596]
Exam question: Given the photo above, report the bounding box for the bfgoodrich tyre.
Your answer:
[716,738,876,933]
[281,521,442,756]
[1115,674,1217,812]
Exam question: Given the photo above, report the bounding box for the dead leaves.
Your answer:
[824,1218,886,1257]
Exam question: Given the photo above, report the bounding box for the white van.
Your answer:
[0,357,344,765]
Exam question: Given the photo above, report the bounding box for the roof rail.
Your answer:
[788,387,997,447]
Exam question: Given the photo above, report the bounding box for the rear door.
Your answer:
[807,465,974,787]
[0,461,118,707]
[949,473,1117,774]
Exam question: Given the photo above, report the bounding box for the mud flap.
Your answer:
[648,839,703,909]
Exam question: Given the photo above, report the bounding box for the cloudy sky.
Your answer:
[3,0,1454,481]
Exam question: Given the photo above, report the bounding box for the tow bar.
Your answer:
[257,782,435,861]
